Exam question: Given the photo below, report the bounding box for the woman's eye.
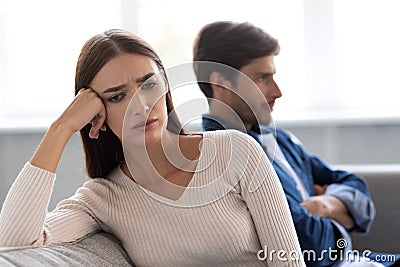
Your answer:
[108,93,125,103]
[141,81,158,90]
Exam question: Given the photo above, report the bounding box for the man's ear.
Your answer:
[209,71,233,94]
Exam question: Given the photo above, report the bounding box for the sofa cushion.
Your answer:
[337,164,400,254]
[0,231,134,266]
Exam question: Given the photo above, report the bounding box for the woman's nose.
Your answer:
[131,93,150,116]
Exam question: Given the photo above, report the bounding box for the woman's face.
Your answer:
[90,53,168,145]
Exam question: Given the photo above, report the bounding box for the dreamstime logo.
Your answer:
[122,61,278,207]
[257,238,396,263]
[336,238,348,249]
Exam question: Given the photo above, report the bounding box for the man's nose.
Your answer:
[271,79,282,98]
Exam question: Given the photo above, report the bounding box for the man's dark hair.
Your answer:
[193,21,280,99]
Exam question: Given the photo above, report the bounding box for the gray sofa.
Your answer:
[0,165,399,266]
[345,165,400,254]
[0,232,134,267]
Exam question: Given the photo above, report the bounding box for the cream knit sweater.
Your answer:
[0,130,304,266]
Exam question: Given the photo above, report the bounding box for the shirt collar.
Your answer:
[202,114,276,137]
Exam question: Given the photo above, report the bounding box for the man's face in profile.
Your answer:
[229,55,282,128]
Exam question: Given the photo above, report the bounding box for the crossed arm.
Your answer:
[301,184,355,230]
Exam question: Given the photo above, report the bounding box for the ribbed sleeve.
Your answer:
[232,131,304,266]
[0,162,101,247]
[0,162,55,246]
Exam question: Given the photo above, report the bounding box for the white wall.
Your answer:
[0,131,86,210]
[278,120,400,164]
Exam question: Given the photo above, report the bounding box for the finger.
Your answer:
[77,87,89,96]
[89,104,107,139]
[90,121,101,139]
[89,126,98,139]
[314,184,328,195]
[92,104,107,131]
[97,104,107,129]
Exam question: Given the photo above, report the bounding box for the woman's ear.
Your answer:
[209,71,233,94]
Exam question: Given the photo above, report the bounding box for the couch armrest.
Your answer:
[334,164,400,253]
[0,231,134,266]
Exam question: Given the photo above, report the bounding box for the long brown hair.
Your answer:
[75,29,183,178]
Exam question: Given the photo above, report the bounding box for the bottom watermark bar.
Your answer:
[257,239,397,263]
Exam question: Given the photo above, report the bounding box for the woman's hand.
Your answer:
[56,88,107,139]
[30,89,106,173]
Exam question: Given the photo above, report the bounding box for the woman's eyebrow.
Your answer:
[135,72,155,83]
[101,72,156,95]
[102,84,127,95]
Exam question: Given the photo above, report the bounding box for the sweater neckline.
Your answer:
[113,131,220,206]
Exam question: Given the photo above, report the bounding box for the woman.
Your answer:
[0,29,304,266]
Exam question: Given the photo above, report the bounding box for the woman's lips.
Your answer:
[132,118,158,131]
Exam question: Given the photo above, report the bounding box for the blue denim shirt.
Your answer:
[202,114,376,267]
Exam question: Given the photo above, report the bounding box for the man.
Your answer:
[192,21,394,267]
